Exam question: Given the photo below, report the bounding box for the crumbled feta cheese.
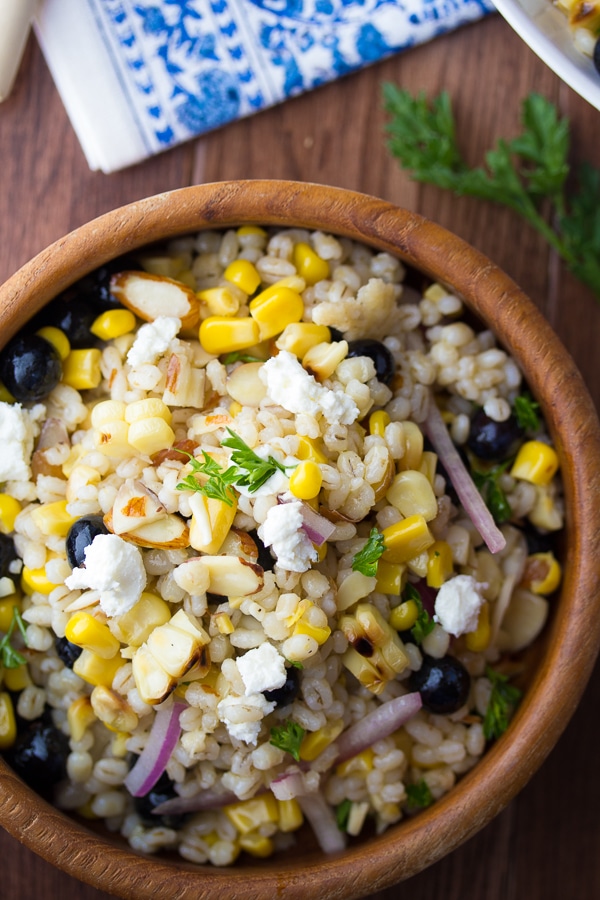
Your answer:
[126,316,181,368]
[259,350,359,425]
[65,533,146,617]
[237,643,287,696]
[217,693,276,745]
[0,401,43,484]
[434,574,486,637]
[258,500,318,573]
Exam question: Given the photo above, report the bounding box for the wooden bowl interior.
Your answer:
[1,181,599,900]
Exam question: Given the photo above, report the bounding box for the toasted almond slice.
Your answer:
[110,270,200,330]
[179,555,264,598]
[110,479,167,535]
[104,509,189,549]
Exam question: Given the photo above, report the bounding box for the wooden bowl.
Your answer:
[1,181,599,899]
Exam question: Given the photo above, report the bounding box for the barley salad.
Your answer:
[0,225,563,865]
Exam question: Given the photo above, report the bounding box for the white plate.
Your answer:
[493,0,600,111]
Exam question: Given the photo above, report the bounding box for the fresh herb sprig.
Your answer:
[336,798,352,831]
[0,606,28,669]
[175,429,294,505]
[405,779,434,811]
[471,460,512,525]
[351,527,386,577]
[403,583,435,644]
[382,86,600,298]
[483,666,522,741]
[269,720,306,762]
[514,392,540,432]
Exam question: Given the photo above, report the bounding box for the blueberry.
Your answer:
[0,334,62,403]
[347,339,395,385]
[247,529,275,572]
[264,665,301,708]
[7,720,69,795]
[66,515,109,569]
[408,654,471,715]
[133,771,187,829]
[0,533,17,578]
[55,636,83,669]
[467,408,523,461]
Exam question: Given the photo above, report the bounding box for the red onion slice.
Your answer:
[124,700,185,798]
[152,787,240,815]
[298,501,337,546]
[424,399,506,555]
[270,769,310,801]
[297,792,346,854]
[328,692,423,766]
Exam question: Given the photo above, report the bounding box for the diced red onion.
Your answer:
[270,769,309,801]
[124,701,185,798]
[298,501,337,546]
[424,399,506,555]
[415,579,437,616]
[297,792,346,854]
[329,692,423,766]
[152,787,240,815]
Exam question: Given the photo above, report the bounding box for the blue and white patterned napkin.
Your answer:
[35,0,494,174]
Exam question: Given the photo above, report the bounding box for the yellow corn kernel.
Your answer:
[278,798,304,833]
[213,611,234,634]
[464,601,491,652]
[111,731,130,758]
[386,470,438,522]
[66,611,121,659]
[369,410,391,437]
[419,450,438,486]
[315,541,328,563]
[30,500,78,537]
[397,421,424,471]
[111,592,171,646]
[228,402,242,419]
[197,286,240,317]
[511,440,559,486]
[90,684,139,733]
[528,485,563,531]
[67,696,97,742]
[91,400,127,427]
[0,692,17,749]
[224,794,279,835]
[375,560,404,596]
[0,596,20,632]
[189,492,238,554]
[73,648,124,687]
[296,435,328,464]
[199,315,261,355]
[521,552,562,595]
[125,398,172,425]
[289,460,322,500]
[94,419,131,458]
[389,599,419,632]
[62,348,103,390]
[302,340,348,380]
[0,495,21,534]
[223,259,262,295]
[382,515,435,564]
[127,417,175,456]
[61,445,86,478]
[21,566,59,595]
[249,285,304,340]
[424,282,447,302]
[276,322,331,358]
[3,663,31,692]
[336,747,374,777]
[292,242,330,285]
[36,326,71,360]
[90,309,137,340]
[294,618,331,646]
[299,719,344,761]
[239,832,274,858]
[426,540,454,588]
[237,225,267,238]
[0,382,15,403]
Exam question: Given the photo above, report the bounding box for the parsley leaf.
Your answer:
[404,584,435,644]
[471,461,512,524]
[352,527,386,576]
[335,798,352,831]
[405,779,434,811]
[0,606,28,669]
[483,666,522,741]
[513,393,540,432]
[221,352,264,364]
[269,720,306,762]
[175,451,237,506]
[221,428,292,492]
[382,86,600,298]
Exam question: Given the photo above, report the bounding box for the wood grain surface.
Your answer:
[1,13,600,900]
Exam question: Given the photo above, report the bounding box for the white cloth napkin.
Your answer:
[34,0,494,174]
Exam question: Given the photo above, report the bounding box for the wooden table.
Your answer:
[2,13,600,900]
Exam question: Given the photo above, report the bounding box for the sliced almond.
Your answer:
[104,509,189,549]
[110,270,200,331]
[32,417,70,478]
[184,555,264,598]
[217,528,260,562]
[110,479,167,535]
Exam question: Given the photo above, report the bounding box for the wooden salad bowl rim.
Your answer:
[0,180,599,900]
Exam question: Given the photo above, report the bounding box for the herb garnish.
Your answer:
[404,583,435,644]
[514,393,540,432]
[351,527,386,576]
[175,428,294,505]
[221,352,264,364]
[0,606,28,669]
[483,666,522,741]
[336,798,352,831]
[471,461,512,525]
[383,87,600,298]
[269,720,306,762]
[405,779,434,811]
